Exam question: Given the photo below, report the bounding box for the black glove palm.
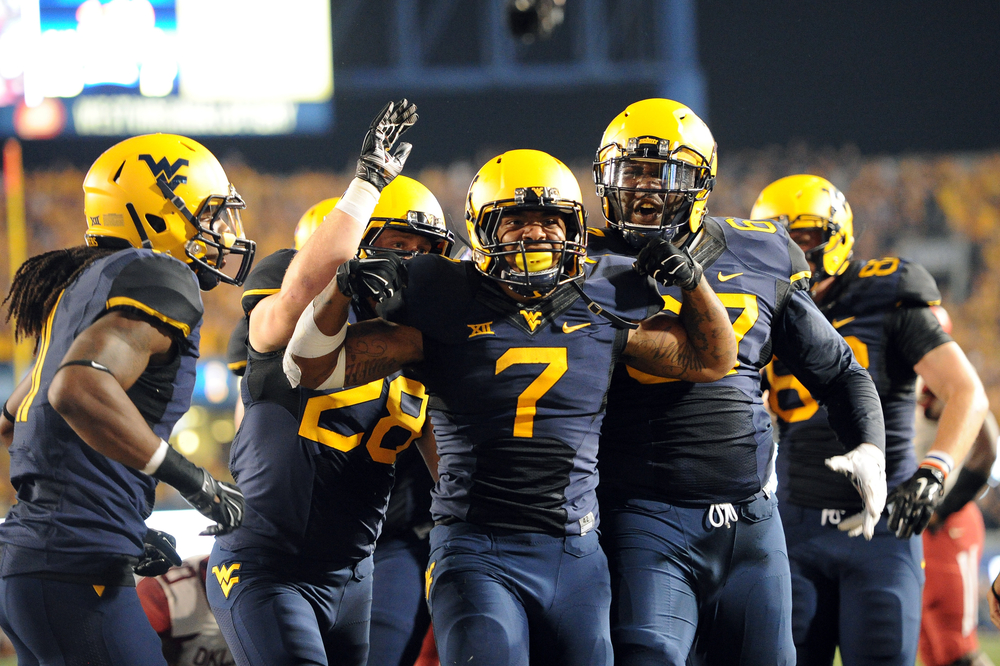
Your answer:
[887,466,945,538]
[355,99,418,192]
[634,238,704,291]
[181,469,245,537]
[336,254,407,305]
[133,528,182,577]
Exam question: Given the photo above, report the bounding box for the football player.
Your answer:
[222,189,443,666]
[588,98,886,666]
[284,148,739,666]
[225,196,340,430]
[916,307,997,666]
[138,554,233,666]
[0,133,252,665]
[205,99,453,666]
[757,174,990,666]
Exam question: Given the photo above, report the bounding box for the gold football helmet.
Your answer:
[360,176,453,258]
[594,99,717,248]
[294,198,340,250]
[83,133,255,289]
[751,174,853,281]
[466,149,587,297]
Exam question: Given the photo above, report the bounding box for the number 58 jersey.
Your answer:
[591,217,881,506]
[380,254,663,537]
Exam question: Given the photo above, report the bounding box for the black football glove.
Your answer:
[133,528,182,577]
[180,469,245,537]
[634,238,704,291]
[336,254,407,305]
[355,99,418,192]
[887,466,946,539]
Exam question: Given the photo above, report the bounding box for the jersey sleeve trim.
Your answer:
[106,296,191,337]
[790,270,811,285]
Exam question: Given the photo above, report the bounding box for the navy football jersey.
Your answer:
[591,218,883,505]
[0,249,203,578]
[379,253,662,536]
[226,316,249,377]
[216,249,429,571]
[767,257,950,510]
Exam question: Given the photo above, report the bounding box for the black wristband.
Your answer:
[934,466,990,523]
[2,400,14,422]
[151,445,205,496]
[56,359,116,378]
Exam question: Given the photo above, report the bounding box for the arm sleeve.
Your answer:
[772,290,886,452]
[106,254,203,340]
[136,576,172,636]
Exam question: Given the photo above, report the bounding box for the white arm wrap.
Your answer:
[282,300,347,389]
[334,178,380,225]
[142,439,170,475]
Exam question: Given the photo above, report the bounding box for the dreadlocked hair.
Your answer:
[4,246,119,342]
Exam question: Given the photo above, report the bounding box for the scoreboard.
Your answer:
[0,0,334,138]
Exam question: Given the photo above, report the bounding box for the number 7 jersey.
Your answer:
[380,254,663,536]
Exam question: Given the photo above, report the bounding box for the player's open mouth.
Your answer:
[630,198,663,225]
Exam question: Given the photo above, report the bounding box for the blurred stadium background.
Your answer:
[0,1,999,662]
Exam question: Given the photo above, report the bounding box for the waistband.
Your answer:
[0,544,138,587]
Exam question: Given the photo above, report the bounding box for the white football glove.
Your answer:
[825,443,887,540]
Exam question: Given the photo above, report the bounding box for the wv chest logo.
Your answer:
[138,154,189,188]
[520,310,544,332]
[212,562,242,599]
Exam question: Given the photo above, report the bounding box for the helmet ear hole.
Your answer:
[144,214,167,233]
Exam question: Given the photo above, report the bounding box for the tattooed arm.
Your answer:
[621,278,736,382]
[288,272,424,390]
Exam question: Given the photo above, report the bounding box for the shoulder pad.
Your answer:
[241,249,296,315]
[895,259,942,307]
[106,252,203,338]
[785,232,812,291]
[227,317,249,377]
[583,254,663,320]
[586,227,634,257]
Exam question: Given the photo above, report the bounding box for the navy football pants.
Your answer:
[0,575,165,666]
[426,522,612,666]
[368,536,432,666]
[207,543,373,666]
[781,502,924,666]
[602,494,794,666]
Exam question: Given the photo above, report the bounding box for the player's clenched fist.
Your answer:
[634,237,704,291]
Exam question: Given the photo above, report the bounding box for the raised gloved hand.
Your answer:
[634,238,704,291]
[825,443,886,540]
[355,99,418,192]
[133,528,182,577]
[336,253,407,305]
[887,466,946,539]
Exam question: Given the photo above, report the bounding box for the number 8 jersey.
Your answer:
[216,250,430,570]
[379,253,663,536]
[766,256,950,511]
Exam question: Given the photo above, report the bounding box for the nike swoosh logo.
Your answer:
[562,322,591,334]
[717,272,743,282]
[832,317,855,329]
